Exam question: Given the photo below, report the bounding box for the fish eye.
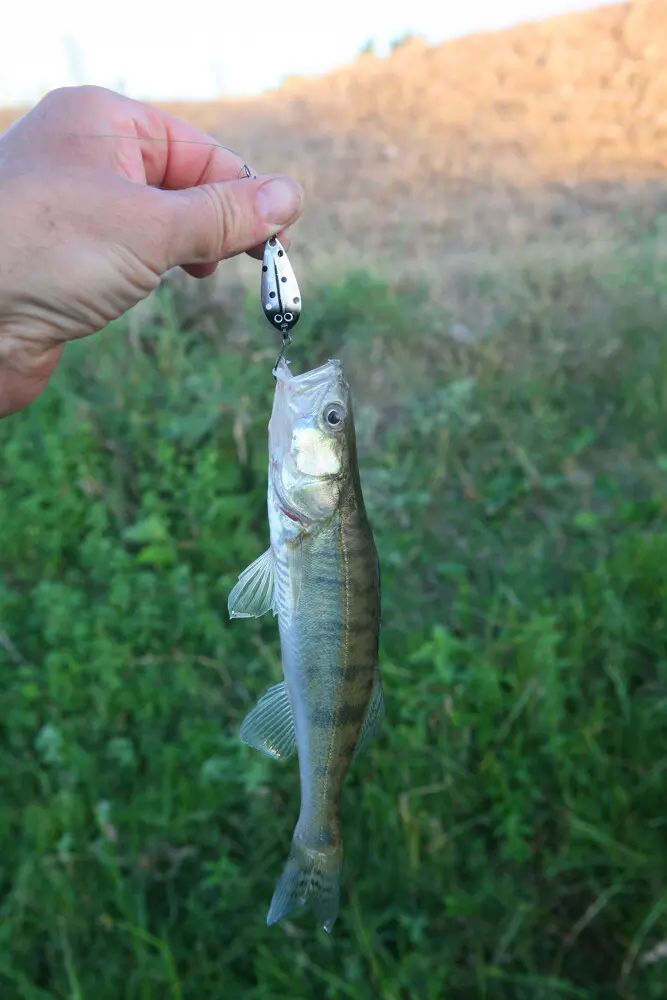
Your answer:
[323,402,345,428]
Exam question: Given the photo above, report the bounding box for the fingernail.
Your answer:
[257,177,302,225]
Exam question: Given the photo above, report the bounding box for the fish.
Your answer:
[228,356,384,933]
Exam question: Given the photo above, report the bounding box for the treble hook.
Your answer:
[260,236,302,374]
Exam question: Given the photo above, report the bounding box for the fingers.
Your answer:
[10,86,251,189]
[5,86,304,277]
[181,262,219,279]
[127,102,251,190]
[181,227,292,277]
[246,228,292,260]
[155,174,303,271]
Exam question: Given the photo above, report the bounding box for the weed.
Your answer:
[1,253,667,998]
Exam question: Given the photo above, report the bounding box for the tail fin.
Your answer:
[266,838,342,934]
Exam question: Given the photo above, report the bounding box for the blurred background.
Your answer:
[2,0,667,997]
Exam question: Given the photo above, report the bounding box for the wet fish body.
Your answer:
[228,358,383,932]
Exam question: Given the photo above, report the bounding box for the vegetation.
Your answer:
[2,242,667,999]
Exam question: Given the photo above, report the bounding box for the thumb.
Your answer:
[157,174,304,270]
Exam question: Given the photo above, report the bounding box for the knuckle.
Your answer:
[143,190,175,258]
[40,85,113,114]
[197,184,245,260]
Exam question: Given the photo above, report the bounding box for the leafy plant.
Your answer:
[1,257,667,998]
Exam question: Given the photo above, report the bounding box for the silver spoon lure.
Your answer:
[261,236,302,373]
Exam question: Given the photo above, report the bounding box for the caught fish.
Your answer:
[228,357,384,933]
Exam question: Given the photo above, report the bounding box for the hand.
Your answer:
[0,85,304,417]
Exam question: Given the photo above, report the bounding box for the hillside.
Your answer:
[1,0,666,269]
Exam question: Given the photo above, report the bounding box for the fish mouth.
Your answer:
[273,358,348,421]
[274,357,343,390]
[269,359,349,511]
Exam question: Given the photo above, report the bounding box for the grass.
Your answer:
[1,239,667,999]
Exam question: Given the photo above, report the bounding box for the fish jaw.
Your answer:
[269,358,350,466]
[273,357,346,399]
[268,359,352,528]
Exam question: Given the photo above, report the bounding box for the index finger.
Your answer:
[117,96,295,258]
[9,86,252,190]
[127,100,251,190]
[5,86,294,268]
[128,99,296,267]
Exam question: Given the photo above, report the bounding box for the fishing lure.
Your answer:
[260,236,302,370]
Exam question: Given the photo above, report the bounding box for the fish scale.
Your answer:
[228,356,384,933]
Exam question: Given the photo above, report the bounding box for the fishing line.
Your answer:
[56,131,257,178]
[53,132,299,364]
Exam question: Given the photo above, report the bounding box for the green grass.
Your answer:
[2,242,667,999]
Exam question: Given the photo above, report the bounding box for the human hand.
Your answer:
[0,85,304,417]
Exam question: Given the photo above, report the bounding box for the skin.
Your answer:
[0,85,304,418]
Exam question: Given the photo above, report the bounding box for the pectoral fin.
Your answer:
[354,678,385,759]
[228,548,276,619]
[240,682,297,760]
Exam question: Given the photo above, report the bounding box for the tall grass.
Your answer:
[1,241,667,999]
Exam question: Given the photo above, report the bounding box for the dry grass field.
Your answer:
[3,2,667,262]
[3,0,666,275]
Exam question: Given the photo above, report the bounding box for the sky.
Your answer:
[1,0,615,106]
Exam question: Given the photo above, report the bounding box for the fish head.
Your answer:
[269,358,357,525]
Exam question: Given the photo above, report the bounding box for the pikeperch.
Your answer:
[228,357,384,933]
